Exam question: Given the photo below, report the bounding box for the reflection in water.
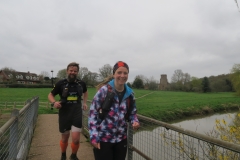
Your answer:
[171,112,236,134]
[132,112,237,160]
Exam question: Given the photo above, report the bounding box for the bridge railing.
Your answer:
[82,100,240,160]
[5,98,238,160]
[0,97,39,160]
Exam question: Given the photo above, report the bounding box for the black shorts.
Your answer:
[58,103,82,133]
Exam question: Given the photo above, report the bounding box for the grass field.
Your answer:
[136,91,240,121]
[1,88,240,122]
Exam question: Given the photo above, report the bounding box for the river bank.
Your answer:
[143,103,240,123]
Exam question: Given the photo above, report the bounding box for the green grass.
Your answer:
[0,88,153,102]
[136,91,240,121]
[1,88,240,122]
[0,88,98,102]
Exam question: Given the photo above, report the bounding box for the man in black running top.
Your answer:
[48,62,88,160]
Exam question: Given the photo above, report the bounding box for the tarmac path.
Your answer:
[28,92,154,160]
[28,114,94,160]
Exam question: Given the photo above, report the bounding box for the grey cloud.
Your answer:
[0,0,239,83]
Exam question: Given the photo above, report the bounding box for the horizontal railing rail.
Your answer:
[82,101,240,160]
[2,98,239,160]
[0,97,39,160]
[0,101,50,109]
[132,114,240,160]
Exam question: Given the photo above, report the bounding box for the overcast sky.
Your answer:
[0,0,239,82]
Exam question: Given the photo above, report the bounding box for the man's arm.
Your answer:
[48,93,56,103]
[82,91,88,110]
[48,93,62,109]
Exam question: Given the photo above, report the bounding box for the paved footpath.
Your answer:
[28,114,94,160]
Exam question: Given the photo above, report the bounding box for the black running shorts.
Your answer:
[58,103,82,133]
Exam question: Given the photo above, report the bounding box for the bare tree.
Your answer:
[171,70,192,91]
[39,71,51,82]
[136,75,149,85]
[86,72,99,87]
[171,69,184,83]
[235,0,240,11]
[57,69,67,79]
[99,64,112,81]
[1,67,17,83]
[78,67,89,80]
[182,73,191,84]
[39,71,50,77]
[1,67,16,72]
[148,76,158,90]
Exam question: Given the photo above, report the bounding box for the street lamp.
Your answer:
[51,70,54,87]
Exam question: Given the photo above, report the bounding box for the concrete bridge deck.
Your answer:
[28,114,94,160]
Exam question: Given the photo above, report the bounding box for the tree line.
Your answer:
[167,64,240,95]
[168,69,233,93]
[1,64,240,95]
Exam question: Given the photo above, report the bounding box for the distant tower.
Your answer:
[159,74,168,90]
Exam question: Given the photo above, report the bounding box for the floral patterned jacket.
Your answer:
[88,79,139,144]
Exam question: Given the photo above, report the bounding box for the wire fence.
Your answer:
[128,115,240,160]
[0,97,39,160]
[0,101,50,110]
[1,98,240,160]
[82,100,240,160]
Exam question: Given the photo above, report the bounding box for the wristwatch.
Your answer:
[51,101,56,107]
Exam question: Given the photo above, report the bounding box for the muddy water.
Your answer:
[132,111,238,160]
[171,111,237,134]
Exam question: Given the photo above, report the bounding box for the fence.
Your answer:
[0,101,50,110]
[0,97,39,160]
[82,100,240,160]
[0,102,28,109]
[1,98,240,160]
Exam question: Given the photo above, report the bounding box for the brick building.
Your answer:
[159,74,169,90]
[0,70,40,84]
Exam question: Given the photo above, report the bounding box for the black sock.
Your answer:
[62,152,66,157]
[71,153,76,158]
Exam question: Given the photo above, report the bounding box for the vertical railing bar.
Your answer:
[0,97,39,160]
[127,122,133,160]
[80,105,240,160]
[9,109,19,159]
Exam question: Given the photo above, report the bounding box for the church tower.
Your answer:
[159,74,168,90]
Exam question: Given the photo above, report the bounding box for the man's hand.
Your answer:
[83,103,88,110]
[132,122,140,130]
[53,101,62,109]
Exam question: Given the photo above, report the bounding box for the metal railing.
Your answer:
[82,100,240,160]
[2,98,239,160]
[0,97,39,160]
[128,115,240,160]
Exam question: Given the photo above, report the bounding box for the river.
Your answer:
[132,111,239,160]
[171,111,237,134]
